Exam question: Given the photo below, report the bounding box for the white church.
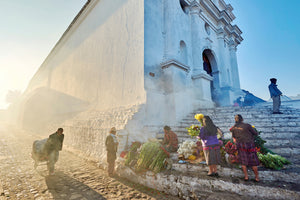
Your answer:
[11,0,243,162]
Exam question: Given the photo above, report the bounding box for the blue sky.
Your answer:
[0,0,299,109]
[227,0,300,100]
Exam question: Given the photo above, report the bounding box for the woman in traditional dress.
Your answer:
[198,116,221,176]
[230,114,260,182]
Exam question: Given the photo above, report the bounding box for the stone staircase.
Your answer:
[172,104,300,164]
[121,104,300,199]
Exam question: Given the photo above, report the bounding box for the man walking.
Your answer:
[45,128,64,175]
[268,78,283,114]
[105,127,118,176]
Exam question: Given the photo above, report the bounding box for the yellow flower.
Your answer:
[252,125,255,128]
[188,155,196,160]
[194,114,204,120]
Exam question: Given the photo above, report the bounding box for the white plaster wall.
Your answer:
[144,0,196,129]
[13,0,147,163]
[46,0,146,108]
[144,0,242,126]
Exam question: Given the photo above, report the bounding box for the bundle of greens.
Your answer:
[136,141,169,173]
[124,142,141,166]
[257,152,291,170]
[254,134,274,155]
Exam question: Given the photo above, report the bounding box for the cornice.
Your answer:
[189,0,201,14]
[191,72,213,81]
[196,0,242,45]
[161,59,191,72]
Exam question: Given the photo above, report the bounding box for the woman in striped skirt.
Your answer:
[230,114,260,182]
[198,116,221,177]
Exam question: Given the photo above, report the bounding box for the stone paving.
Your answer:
[0,124,179,200]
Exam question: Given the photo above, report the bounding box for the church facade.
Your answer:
[11,0,243,162]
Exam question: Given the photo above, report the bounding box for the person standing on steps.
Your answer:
[198,116,221,177]
[268,78,283,114]
[105,127,118,176]
[230,114,260,182]
[45,128,64,175]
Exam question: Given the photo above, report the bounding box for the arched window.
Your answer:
[205,23,211,35]
[179,0,189,14]
[180,40,187,64]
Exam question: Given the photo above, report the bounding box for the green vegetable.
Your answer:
[257,152,291,170]
[136,141,168,173]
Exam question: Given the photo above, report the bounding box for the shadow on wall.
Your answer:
[21,87,89,132]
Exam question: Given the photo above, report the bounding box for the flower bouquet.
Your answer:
[194,113,204,126]
[224,141,239,164]
[186,125,200,138]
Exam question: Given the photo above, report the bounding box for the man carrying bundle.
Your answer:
[45,128,64,175]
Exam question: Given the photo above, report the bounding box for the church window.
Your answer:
[179,0,189,14]
[180,40,187,64]
[205,23,211,35]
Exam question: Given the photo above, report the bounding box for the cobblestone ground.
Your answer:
[0,124,180,200]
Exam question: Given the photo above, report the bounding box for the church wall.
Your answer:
[13,0,147,163]
[143,0,195,129]
[48,0,146,109]
[48,0,146,162]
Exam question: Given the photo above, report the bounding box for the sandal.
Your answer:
[207,173,215,176]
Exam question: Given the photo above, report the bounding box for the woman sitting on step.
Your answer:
[198,116,221,177]
[230,114,260,182]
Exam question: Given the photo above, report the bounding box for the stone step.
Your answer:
[117,164,300,200]
[175,131,300,139]
[172,127,300,134]
[180,117,300,123]
[186,112,300,118]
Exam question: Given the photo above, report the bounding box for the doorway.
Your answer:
[202,49,220,105]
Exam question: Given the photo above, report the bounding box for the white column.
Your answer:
[229,40,241,89]
[189,1,203,73]
[163,0,178,60]
[216,28,228,87]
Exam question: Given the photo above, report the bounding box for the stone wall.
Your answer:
[44,105,142,164]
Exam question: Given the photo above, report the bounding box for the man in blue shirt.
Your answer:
[268,78,283,114]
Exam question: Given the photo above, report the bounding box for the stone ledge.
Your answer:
[171,163,300,184]
[117,165,300,200]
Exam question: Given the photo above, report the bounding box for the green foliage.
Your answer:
[124,142,141,166]
[136,141,168,173]
[254,134,274,155]
[257,152,291,170]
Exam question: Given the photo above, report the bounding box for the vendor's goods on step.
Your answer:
[136,141,169,173]
[186,125,200,137]
[257,152,291,170]
[124,142,141,167]
[177,140,197,159]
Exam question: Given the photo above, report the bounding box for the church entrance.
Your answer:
[202,49,220,105]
